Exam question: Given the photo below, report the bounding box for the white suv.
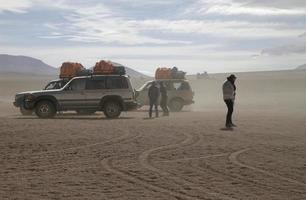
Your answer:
[136,79,194,111]
[14,75,138,118]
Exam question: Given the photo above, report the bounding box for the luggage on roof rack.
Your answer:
[76,69,92,76]
[93,60,126,75]
[60,62,84,79]
[155,67,186,80]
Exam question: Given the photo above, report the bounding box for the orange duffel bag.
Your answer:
[155,67,172,79]
[93,60,114,74]
[60,62,84,79]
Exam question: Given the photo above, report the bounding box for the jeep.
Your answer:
[136,79,194,111]
[14,75,138,118]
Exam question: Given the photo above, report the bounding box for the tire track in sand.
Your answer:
[189,157,306,197]
[2,129,142,177]
[4,127,134,160]
[229,148,306,188]
[101,131,205,199]
[139,131,237,200]
[102,157,200,200]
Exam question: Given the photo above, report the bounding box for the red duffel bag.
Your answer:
[93,60,114,74]
[60,62,84,79]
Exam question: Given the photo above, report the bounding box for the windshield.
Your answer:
[138,81,152,91]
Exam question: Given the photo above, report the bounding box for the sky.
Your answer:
[0,0,306,75]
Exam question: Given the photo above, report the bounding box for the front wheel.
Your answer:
[20,105,33,116]
[169,99,184,112]
[103,102,121,119]
[35,101,56,118]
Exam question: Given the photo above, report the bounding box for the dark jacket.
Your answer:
[160,85,168,99]
[148,85,160,101]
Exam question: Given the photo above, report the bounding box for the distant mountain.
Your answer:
[0,54,149,78]
[296,64,306,70]
[125,67,150,78]
[93,61,150,78]
[0,54,57,75]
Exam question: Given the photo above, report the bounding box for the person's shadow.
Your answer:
[220,127,234,131]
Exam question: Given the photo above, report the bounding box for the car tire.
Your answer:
[35,100,56,119]
[169,98,184,112]
[76,110,96,115]
[103,101,121,119]
[20,105,33,116]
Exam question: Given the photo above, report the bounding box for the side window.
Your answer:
[69,79,86,90]
[164,81,173,90]
[86,78,106,90]
[175,81,190,91]
[107,77,128,89]
[173,82,182,90]
[45,82,56,90]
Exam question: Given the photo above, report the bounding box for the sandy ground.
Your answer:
[0,70,306,199]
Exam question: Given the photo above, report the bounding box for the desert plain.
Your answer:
[0,70,306,200]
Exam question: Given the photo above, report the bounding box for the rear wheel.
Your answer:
[169,98,184,112]
[75,110,96,115]
[35,101,56,118]
[103,101,121,119]
[20,105,33,116]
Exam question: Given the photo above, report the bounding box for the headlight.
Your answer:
[24,94,35,102]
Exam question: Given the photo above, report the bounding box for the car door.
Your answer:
[57,78,87,110]
[85,76,107,109]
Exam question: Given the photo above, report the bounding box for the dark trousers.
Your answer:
[224,99,234,126]
[149,99,159,118]
[160,97,169,116]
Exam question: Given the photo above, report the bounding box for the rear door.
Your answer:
[85,76,107,108]
[170,80,193,103]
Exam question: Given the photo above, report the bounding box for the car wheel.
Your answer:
[169,99,184,112]
[35,101,56,118]
[103,101,121,118]
[20,105,33,116]
[76,110,96,115]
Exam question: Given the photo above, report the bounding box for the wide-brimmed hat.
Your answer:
[228,74,237,79]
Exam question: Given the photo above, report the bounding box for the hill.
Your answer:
[0,54,149,78]
[296,64,306,70]
[125,67,150,78]
[0,54,58,75]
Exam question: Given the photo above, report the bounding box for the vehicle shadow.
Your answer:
[14,116,135,120]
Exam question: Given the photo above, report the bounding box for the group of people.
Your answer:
[147,74,237,129]
[148,81,169,118]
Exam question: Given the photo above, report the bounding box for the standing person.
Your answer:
[148,82,160,118]
[222,74,237,128]
[160,82,169,116]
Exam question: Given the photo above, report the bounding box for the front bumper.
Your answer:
[124,101,139,111]
[13,101,19,107]
[184,99,195,105]
[24,100,35,110]
[13,96,24,107]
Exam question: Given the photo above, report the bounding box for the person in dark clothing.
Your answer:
[222,74,237,128]
[148,82,160,118]
[159,82,169,116]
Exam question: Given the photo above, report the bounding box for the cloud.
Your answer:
[0,0,32,13]
[261,34,306,56]
[299,32,306,38]
[40,3,190,45]
[135,19,303,39]
[262,45,306,56]
[186,0,306,16]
